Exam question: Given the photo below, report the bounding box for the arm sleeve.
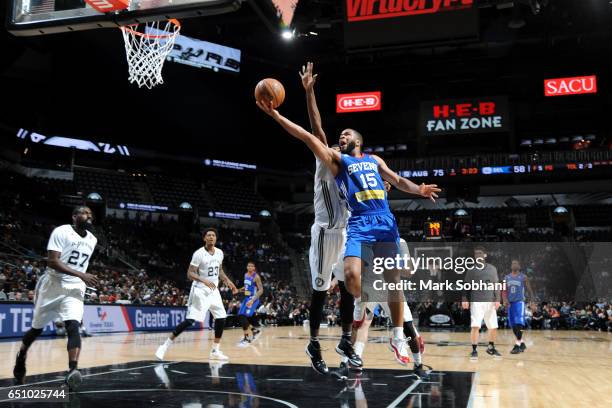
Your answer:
[47,227,65,252]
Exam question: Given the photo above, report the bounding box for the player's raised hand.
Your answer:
[256,99,280,119]
[419,183,441,202]
[299,62,318,91]
[80,272,99,287]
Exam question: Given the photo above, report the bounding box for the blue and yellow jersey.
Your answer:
[335,154,391,216]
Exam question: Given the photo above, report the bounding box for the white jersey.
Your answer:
[313,157,348,229]
[46,224,97,287]
[190,246,224,289]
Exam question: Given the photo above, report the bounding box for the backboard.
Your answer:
[7,0,242,36]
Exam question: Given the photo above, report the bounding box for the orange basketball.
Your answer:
[254,78,285,108]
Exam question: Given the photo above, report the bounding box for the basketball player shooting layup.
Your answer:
[257,64,441,364]
[299,62,362,374]
[156,228,238,361]
[13,206,99,389]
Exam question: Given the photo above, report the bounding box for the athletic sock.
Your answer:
[212,343,220,352]
[341,331,351,341]
[392,327,404,339]
[488,342,495,349]
[164,338,173,347]
[413,352,422,365]
[354,341,365,357]
[472,344,477,352]
[69,360,78,371]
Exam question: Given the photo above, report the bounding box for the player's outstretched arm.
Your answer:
[47,250,98,286]
[372,155,441,202]
[257,100,340,175]
[299,62,327,145]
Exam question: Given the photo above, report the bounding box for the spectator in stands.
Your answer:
[0,288,7,301]
[257,303,268,327]
[524,305,533,329]
[531,306,544,329]
[0,266,7,289]
[548,305,561,329]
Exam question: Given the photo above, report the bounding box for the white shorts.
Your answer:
[31,273,85,329]
[309,224,346,291]
[367,302,413,322]
[470,302,498,329]
[186,286,227,322]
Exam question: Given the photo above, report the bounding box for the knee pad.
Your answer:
[65,320,81,351]
[214,319,225,339]
[513,325,524,340]
[403,321,420,354]
[338,281,354,325]
[172,318,195,337]
[22,327,43,348]
[239,315,249,330]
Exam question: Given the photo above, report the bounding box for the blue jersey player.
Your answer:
[257,96,441,365]
[238,261,264,345]
[503,259,534,354]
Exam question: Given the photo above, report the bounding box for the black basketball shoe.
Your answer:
[486,346,502,357]
[335,338,363,368]
[519,342,526,352]
[511,345,521,354]
[306,341,328,375]
[13,351,26,385]
[65,369,82,390]
[414,364,431,379]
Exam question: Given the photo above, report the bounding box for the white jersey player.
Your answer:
[13,206,99,389]
[300,62,362,374]
[156,228,238,361]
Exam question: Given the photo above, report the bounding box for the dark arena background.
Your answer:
[1,1,611,407]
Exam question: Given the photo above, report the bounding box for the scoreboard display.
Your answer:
[424,221,443,240]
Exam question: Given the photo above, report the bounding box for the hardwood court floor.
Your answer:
[1,326,610,407]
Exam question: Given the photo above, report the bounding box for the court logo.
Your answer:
[97,307,108,321]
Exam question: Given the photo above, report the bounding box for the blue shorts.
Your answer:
[508,301,525,327]
[344,212,400,260]
[239,297,259,317]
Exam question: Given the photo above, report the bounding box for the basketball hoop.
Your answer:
[120,19,181,89]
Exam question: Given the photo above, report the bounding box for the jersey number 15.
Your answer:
[359,173,378,189]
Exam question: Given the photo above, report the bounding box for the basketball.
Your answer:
[254,78,285,108]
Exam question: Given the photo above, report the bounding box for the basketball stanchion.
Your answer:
[120,19,181,89]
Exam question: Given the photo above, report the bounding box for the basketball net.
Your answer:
[120,19,181,89]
